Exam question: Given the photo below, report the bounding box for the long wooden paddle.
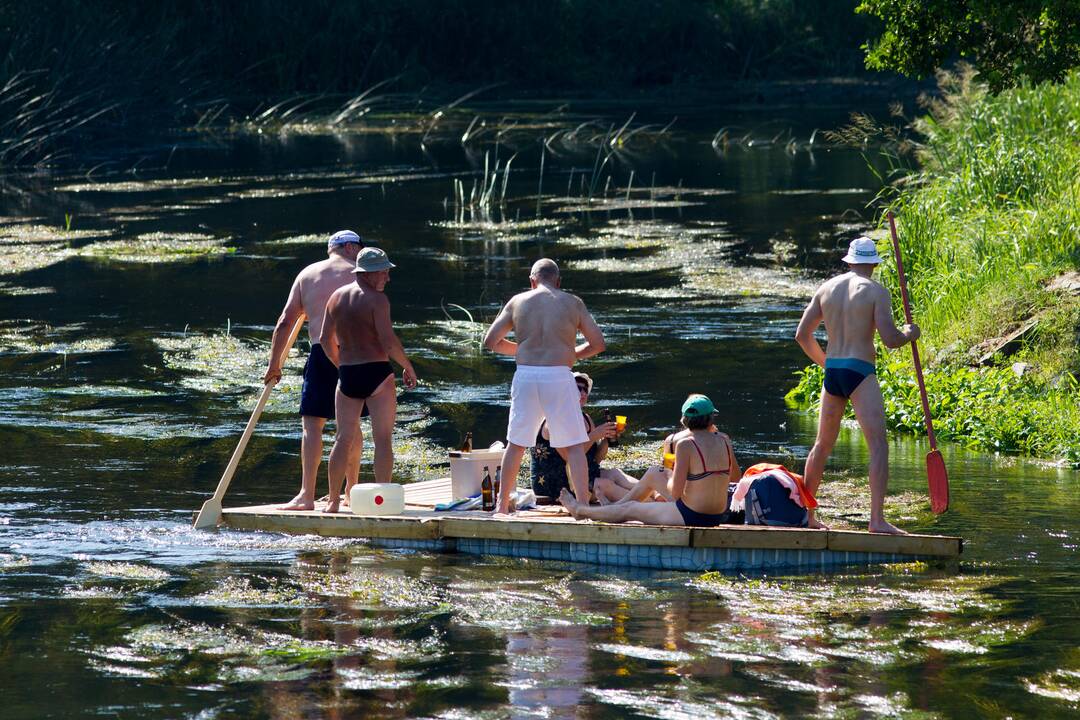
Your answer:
[887,211,949,514]
[193,317,304,529]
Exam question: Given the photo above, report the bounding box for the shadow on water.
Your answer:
[1,100,1078,718]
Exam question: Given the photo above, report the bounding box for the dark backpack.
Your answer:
[745,472,808,527]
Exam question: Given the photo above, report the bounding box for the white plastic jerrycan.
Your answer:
[349,483,405,516]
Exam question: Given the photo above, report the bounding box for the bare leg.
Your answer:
[803,388,847,529]
[561,444,590,504]
[595,468,637,503]
[496,442,527,513]
[851,376,906,535]
[613,466,671,504]
[325,389,365,513]
[342,427,363,506]
[560,489,682,525]
[365,376,398,483]
[278,416,327,511]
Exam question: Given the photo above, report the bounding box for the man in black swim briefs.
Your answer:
[319,247,418,513]
[263,230,365,511]
[795,235,920,535]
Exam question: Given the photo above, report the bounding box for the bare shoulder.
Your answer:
[563,291,587,311]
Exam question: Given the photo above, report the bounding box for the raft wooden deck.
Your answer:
[217,478,962,573]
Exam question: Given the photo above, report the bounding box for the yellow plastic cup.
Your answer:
[615,415,627,432]
[663,452,675,469]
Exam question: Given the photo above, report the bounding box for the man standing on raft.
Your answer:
[484,259,607,513]
[320,247,418,513]
[264,230,364,511]
[795,236,920,534]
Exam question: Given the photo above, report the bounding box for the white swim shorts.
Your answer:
[506,365,590,448]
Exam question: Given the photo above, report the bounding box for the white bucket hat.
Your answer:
[842,236,884,265]
[573,372,593,394]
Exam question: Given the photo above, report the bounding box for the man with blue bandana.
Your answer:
[795,236,920,534]
[263,230,364,511]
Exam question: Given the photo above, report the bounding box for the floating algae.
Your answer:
[78,232,235,264]
[298,564,442,611]
[689,572,1034,671]
[0,321,117,355]
[56,177,242,193]
[85,562,169,582]
[813,473,933,529]
[0,554,31,570]
[91,621,354,684]
[156,330,303,400]
[0,223,111,275]
[189,576,309,607]
[0,282,55,296]
[228,186,334,200]
[1025,666,1080,704]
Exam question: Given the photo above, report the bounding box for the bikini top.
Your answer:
[685,437,730,481]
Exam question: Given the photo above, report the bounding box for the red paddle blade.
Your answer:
[927,449,949,514]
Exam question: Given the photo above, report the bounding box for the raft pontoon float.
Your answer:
[210,478,962,573]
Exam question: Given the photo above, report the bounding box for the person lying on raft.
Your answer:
[531,372,638,504]
[560,394,740,527]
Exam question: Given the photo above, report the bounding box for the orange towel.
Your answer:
[741,463,818,509]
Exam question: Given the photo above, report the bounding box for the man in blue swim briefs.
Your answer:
[795,235,920,534]
[264,230,365,511]
[319,247,418,513]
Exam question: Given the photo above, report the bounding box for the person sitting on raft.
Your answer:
[531,372,638,503]
[560,394,740,526]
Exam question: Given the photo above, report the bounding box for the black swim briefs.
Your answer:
[338,361,394,399]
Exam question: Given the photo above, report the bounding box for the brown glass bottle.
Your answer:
[604,408,618,447]
[460,432,473,453]
[481,466,494,511]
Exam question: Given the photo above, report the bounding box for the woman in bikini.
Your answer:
[559,394,741,527]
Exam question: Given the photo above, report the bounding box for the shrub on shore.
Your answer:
[788,68,1080,466]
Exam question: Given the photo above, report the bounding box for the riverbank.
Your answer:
[787,68,1080,466]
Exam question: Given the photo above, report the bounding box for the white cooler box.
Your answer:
[448,449,503,500]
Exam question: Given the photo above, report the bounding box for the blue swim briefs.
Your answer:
[823,357,875,399]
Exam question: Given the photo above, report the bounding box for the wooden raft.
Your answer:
[217,478,962,572]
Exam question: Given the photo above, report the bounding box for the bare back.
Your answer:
[677,431,736,515]
[509,286,586,366]
[323,282,389,365]
[295,256,357,342]
[817,272,886,363]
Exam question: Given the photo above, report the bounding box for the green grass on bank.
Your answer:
[788,68,1080,466]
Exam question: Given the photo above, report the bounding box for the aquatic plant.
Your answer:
[78,232,235,264]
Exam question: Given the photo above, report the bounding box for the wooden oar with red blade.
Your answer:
[887,211,949,514]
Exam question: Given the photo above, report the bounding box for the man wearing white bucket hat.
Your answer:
[795,235,920,535]
[320,246,418,513]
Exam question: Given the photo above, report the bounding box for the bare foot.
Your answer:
[277,493,314,512]
[559,489,583,519]
[868,519,908,535]
[807,517,830,530]
[323,498,342,514]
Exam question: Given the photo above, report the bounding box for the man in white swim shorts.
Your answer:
[483,259,607,513]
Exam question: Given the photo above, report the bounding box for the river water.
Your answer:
[1,101,1078,718]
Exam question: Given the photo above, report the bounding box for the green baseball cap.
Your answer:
[681,394,716,417]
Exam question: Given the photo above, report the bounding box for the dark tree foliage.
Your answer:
[858,0,1080,90]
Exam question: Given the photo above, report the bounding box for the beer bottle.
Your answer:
[493,466,501,500]
[460,432,473,453]
[604,408,618,447]
[481,466,494,511]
